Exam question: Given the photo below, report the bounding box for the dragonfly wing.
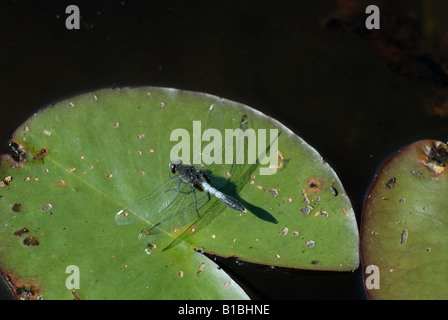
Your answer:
[164,197,226,250]
[201,103,229,189]
[115,176,194,226]
[224,114,280,193]
[204,112,258,193]
[138,188,211,245]
[202,106,254,190]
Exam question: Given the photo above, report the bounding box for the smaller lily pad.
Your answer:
[361,139,448,299]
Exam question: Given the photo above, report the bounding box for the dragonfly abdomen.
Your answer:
[202,183,246,213]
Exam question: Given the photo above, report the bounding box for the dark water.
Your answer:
[1,0,447,300]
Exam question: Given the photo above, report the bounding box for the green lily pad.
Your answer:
[0,87,358,299]
[361,140,448,299]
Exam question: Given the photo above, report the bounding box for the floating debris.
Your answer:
[41,203,53,211]
[305,240,315,248]
[195,262,205,277]
[331,186,338,196]
[300,188,314,213]
[400,229,408,245]
[320,210,329,218]
[385,177,396,189]
[269,188,279,197]
[301,206,313,215]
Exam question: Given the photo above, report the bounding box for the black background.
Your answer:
[1,0,448,300]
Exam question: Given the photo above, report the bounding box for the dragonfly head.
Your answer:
[169,159,183,174]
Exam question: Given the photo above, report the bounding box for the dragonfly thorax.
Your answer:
[170,159,210,192]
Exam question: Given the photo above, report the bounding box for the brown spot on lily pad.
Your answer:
[71,290,82,300]
[424,141,448,174]
[307,177,323,193]
[2,273,41,300]
[23,236,39,247]
[12,203,21,212]
[1,176,12,187]
[13,228,30,237]
[33,148,48,162]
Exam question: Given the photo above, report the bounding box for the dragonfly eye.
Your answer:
[169,159,183,173]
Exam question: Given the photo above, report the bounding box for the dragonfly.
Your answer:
[115,106,271,250]
[166,158,246,213]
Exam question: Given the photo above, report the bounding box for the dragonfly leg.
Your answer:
[171,183,199,215]
[183,185,200,215]
[170,180,196,196]
[168,179,182,193]
[175,179,183,191]
[168,172,178,179]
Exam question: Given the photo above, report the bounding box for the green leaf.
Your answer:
[361,140,448,299]
[0,87,358,299]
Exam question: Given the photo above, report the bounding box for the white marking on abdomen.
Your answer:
[202,183,225,200]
